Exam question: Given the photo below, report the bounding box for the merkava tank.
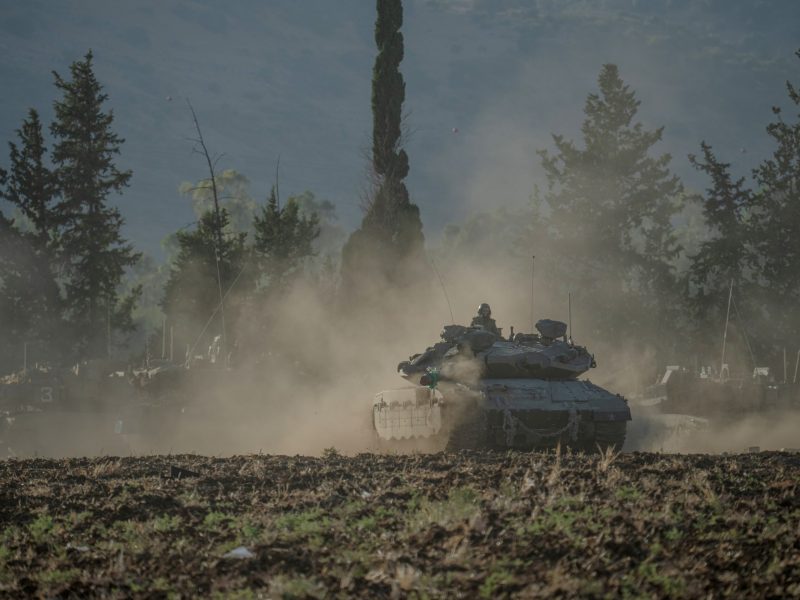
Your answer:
[373,318,631,451]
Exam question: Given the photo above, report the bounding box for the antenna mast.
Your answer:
[428,254,455,325]
[275,154,281,208]
[568,292,573,342]
[720,279,734,378]
[530,255,535,333]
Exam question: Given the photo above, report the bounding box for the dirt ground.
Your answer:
[0,450,798,598]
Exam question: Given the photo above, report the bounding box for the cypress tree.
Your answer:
[50,51,140,358]
[341,0,424,291]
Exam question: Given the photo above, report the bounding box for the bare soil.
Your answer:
[0,450,798,598]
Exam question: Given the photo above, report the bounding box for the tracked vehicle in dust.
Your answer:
[372,319,631,451]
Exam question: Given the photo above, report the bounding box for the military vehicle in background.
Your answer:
[0,360,140,457]
[373,318,631,451]
[632,281,800,445]
[639,363,800,419]
[637,282,800,424]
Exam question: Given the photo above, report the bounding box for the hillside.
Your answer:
[1,0,798,257]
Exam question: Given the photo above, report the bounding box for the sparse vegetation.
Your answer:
[0,451,797,597]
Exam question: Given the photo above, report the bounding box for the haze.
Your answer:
[1,0,797,258]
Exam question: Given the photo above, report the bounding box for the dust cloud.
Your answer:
[4,248,798,458]
[627,406,800,454]
[4,53,795,458]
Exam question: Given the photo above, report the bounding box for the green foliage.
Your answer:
[50,50,140,358]
[341,0,425,293]
[622,562,687,598]
[2,109,57,243]
[28,514,54,543]
[237,519,262,543]
[268,574,325,600]
[748,49,800,353]
[202,511,233,530]
[152,514,181,533]
[0,109,64,368]
[179,169,258,236]
[479,569,516,599]
[408,487,480,532]
[534,63,684,368]
[688,143,756,305]
[685,142,759,360]
[161,208,248,358]
[371,0,408,181]
[37,568,79,587]
[686,49,800,364]
[614,484,643,502]
[211,589,258,600]
[253,186,320,294]
[321,446,340,459]
[274,508,329,537]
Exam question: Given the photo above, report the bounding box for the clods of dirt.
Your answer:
[0,451,798,598]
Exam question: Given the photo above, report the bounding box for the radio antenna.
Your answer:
[568,291,573,342]
[720,279,734,377]
[274,154,281,208]
[429,254,455,325]
[530,255,535,333]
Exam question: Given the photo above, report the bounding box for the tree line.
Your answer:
[441,52,800,378]
[0,52,322,371]
[0,1,798,384]
[0,51,138,368]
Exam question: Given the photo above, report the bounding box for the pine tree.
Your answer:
[4,110,58,247]
[687,142,756,322]
[253,187,320,294]
[161,208,247,359]
[537,64,683,349]
[341,0,424,292]
[0,109,63,365]
[0,202,23,370]
[50,51,140,358]
[749,49,800,351]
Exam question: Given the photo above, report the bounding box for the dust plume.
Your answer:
[628,406,800,454]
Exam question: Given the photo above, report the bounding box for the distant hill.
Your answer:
[1,0,797,258]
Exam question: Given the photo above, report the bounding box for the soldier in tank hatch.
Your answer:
[471,303,501,336]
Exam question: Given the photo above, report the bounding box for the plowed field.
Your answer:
[1,451,799,598]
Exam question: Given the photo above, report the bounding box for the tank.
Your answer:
[372,319,631,451]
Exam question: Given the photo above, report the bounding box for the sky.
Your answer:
[1,0,798,259]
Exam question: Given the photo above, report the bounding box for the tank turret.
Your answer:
[374,317,630,452]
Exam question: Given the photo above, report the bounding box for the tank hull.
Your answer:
[373,378,631,451]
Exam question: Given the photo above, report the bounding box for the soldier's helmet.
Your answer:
[477,303,491,318]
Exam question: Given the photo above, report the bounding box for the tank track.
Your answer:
[592,421,627,452]
[445,409,489,451]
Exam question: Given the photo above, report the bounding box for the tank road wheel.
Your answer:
[593,421,627,452]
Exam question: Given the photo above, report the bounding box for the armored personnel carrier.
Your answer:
[373,319,631,451]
